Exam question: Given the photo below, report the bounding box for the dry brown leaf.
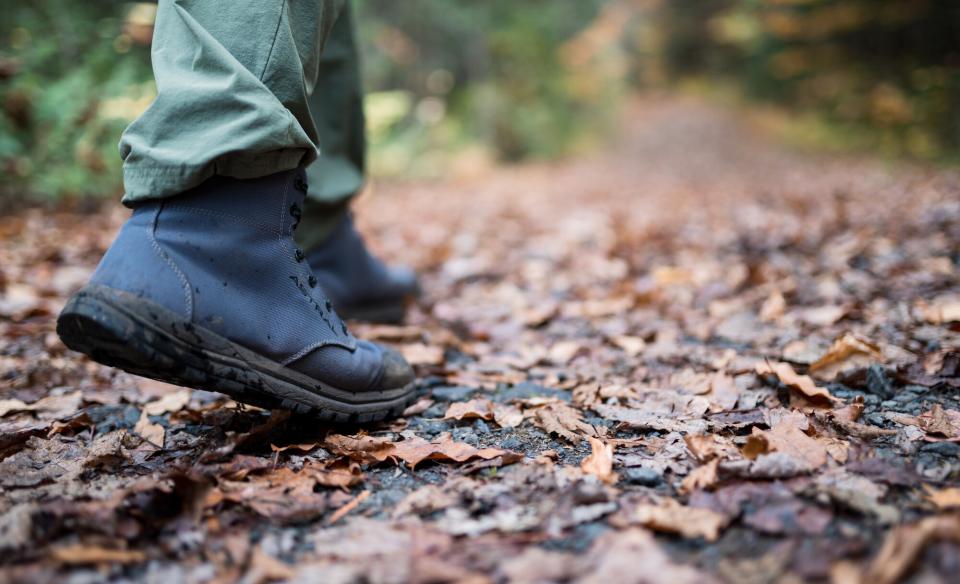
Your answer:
[245,546,295,583]
[863,515,960,584]
[809,332,884,380]
[402,397,434,417]
[326,490,370,525]
[323,434,395,463]
[51,544,146,565]
[142,390,191,416]
[796,305,846,326]
[326,432,520,469]
[610,335,646,357]
[708,372,739,412]
[443,398,494,421]
[684,434,738,462]
[915,404,960,439]
[313,461,365,489]
[756,423,828,469]
[755,361,837,405]
[681,459,719,494]
[581,436,616,484]
[534,402,596,443]
[0,391,82,419]
[548,340,581,364]
[615,497,729,541]
[390,433,521,469]
[401,343,445,366]
[580,528,715,584]
[920,295,960,324]
[220,466,328,521]
[492,402,524,428]
[924,486,960,510]
[759,289,786,322]
[134,410,164,448]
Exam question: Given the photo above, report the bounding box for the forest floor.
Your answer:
[1,96,959,584]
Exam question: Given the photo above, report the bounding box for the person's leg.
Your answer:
[58,0,417,422]
[297,2,419,324]
[297,0,366,247]
[120,0,345,203]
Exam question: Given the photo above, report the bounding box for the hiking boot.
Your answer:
[306,212,419,324]
[56,169,417,423]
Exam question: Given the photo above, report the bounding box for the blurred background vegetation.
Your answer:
[1,0,958,202]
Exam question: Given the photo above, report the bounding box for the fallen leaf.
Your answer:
[401,343,445,366]
[534,402,596,443]
[51,544,146,565]
[610,335,646,357]
[924,486,960,510]
[142,390,191,416]
[245,546,294,583]
[548,340,581,364]
[492,403,524,428]
[323,434,395,463]
[915,404,960,439]
[134,410,164,448]
[759,289,786,322]
[708,372,739,412]
[756,423,828,469]
[580,528,717,584]
[809,332,884,381]
[443,398,494,421]
[613,497,729,541]
[685,434,738,462]
[402,397,434,417]
[681,459,719,493]
[326,490,370,525]
[796,305,846,326]
[863,515,960,584]
[0,391,82,420]
[581,436,616,484]
[919,294,960,324]
[390,433,521,469]
[755,361,837,405]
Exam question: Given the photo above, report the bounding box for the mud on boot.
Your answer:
[57,169,417,423]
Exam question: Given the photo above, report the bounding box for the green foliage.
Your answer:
[651,0,960,160]
[0,1,153,201]
[1,0,623,201]
[354,0,623,177]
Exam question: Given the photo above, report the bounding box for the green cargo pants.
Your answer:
[119,0,365,250]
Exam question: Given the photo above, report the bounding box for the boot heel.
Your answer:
[57,290,179,376]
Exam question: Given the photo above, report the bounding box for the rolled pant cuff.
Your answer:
[121,149,312,206]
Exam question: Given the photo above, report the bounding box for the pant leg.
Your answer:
[120,0,344,205]
[296,1,367,252]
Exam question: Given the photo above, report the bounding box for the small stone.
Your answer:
[473,419,490,434]
[866,365,894,399]
[623,468,662,487]
[500,436,522,450]
[864,412,886,427]
[431,386,478,402]
[920,442,960,456]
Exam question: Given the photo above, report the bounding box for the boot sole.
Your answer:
[56,284,418,423]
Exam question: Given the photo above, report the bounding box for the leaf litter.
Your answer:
[1,98,959,581]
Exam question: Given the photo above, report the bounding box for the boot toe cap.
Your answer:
[377,345,415,390]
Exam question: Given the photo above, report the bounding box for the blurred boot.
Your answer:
[307,212,419,324]
[57,169,417,422]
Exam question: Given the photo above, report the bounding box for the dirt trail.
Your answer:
[1,97,959,583]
